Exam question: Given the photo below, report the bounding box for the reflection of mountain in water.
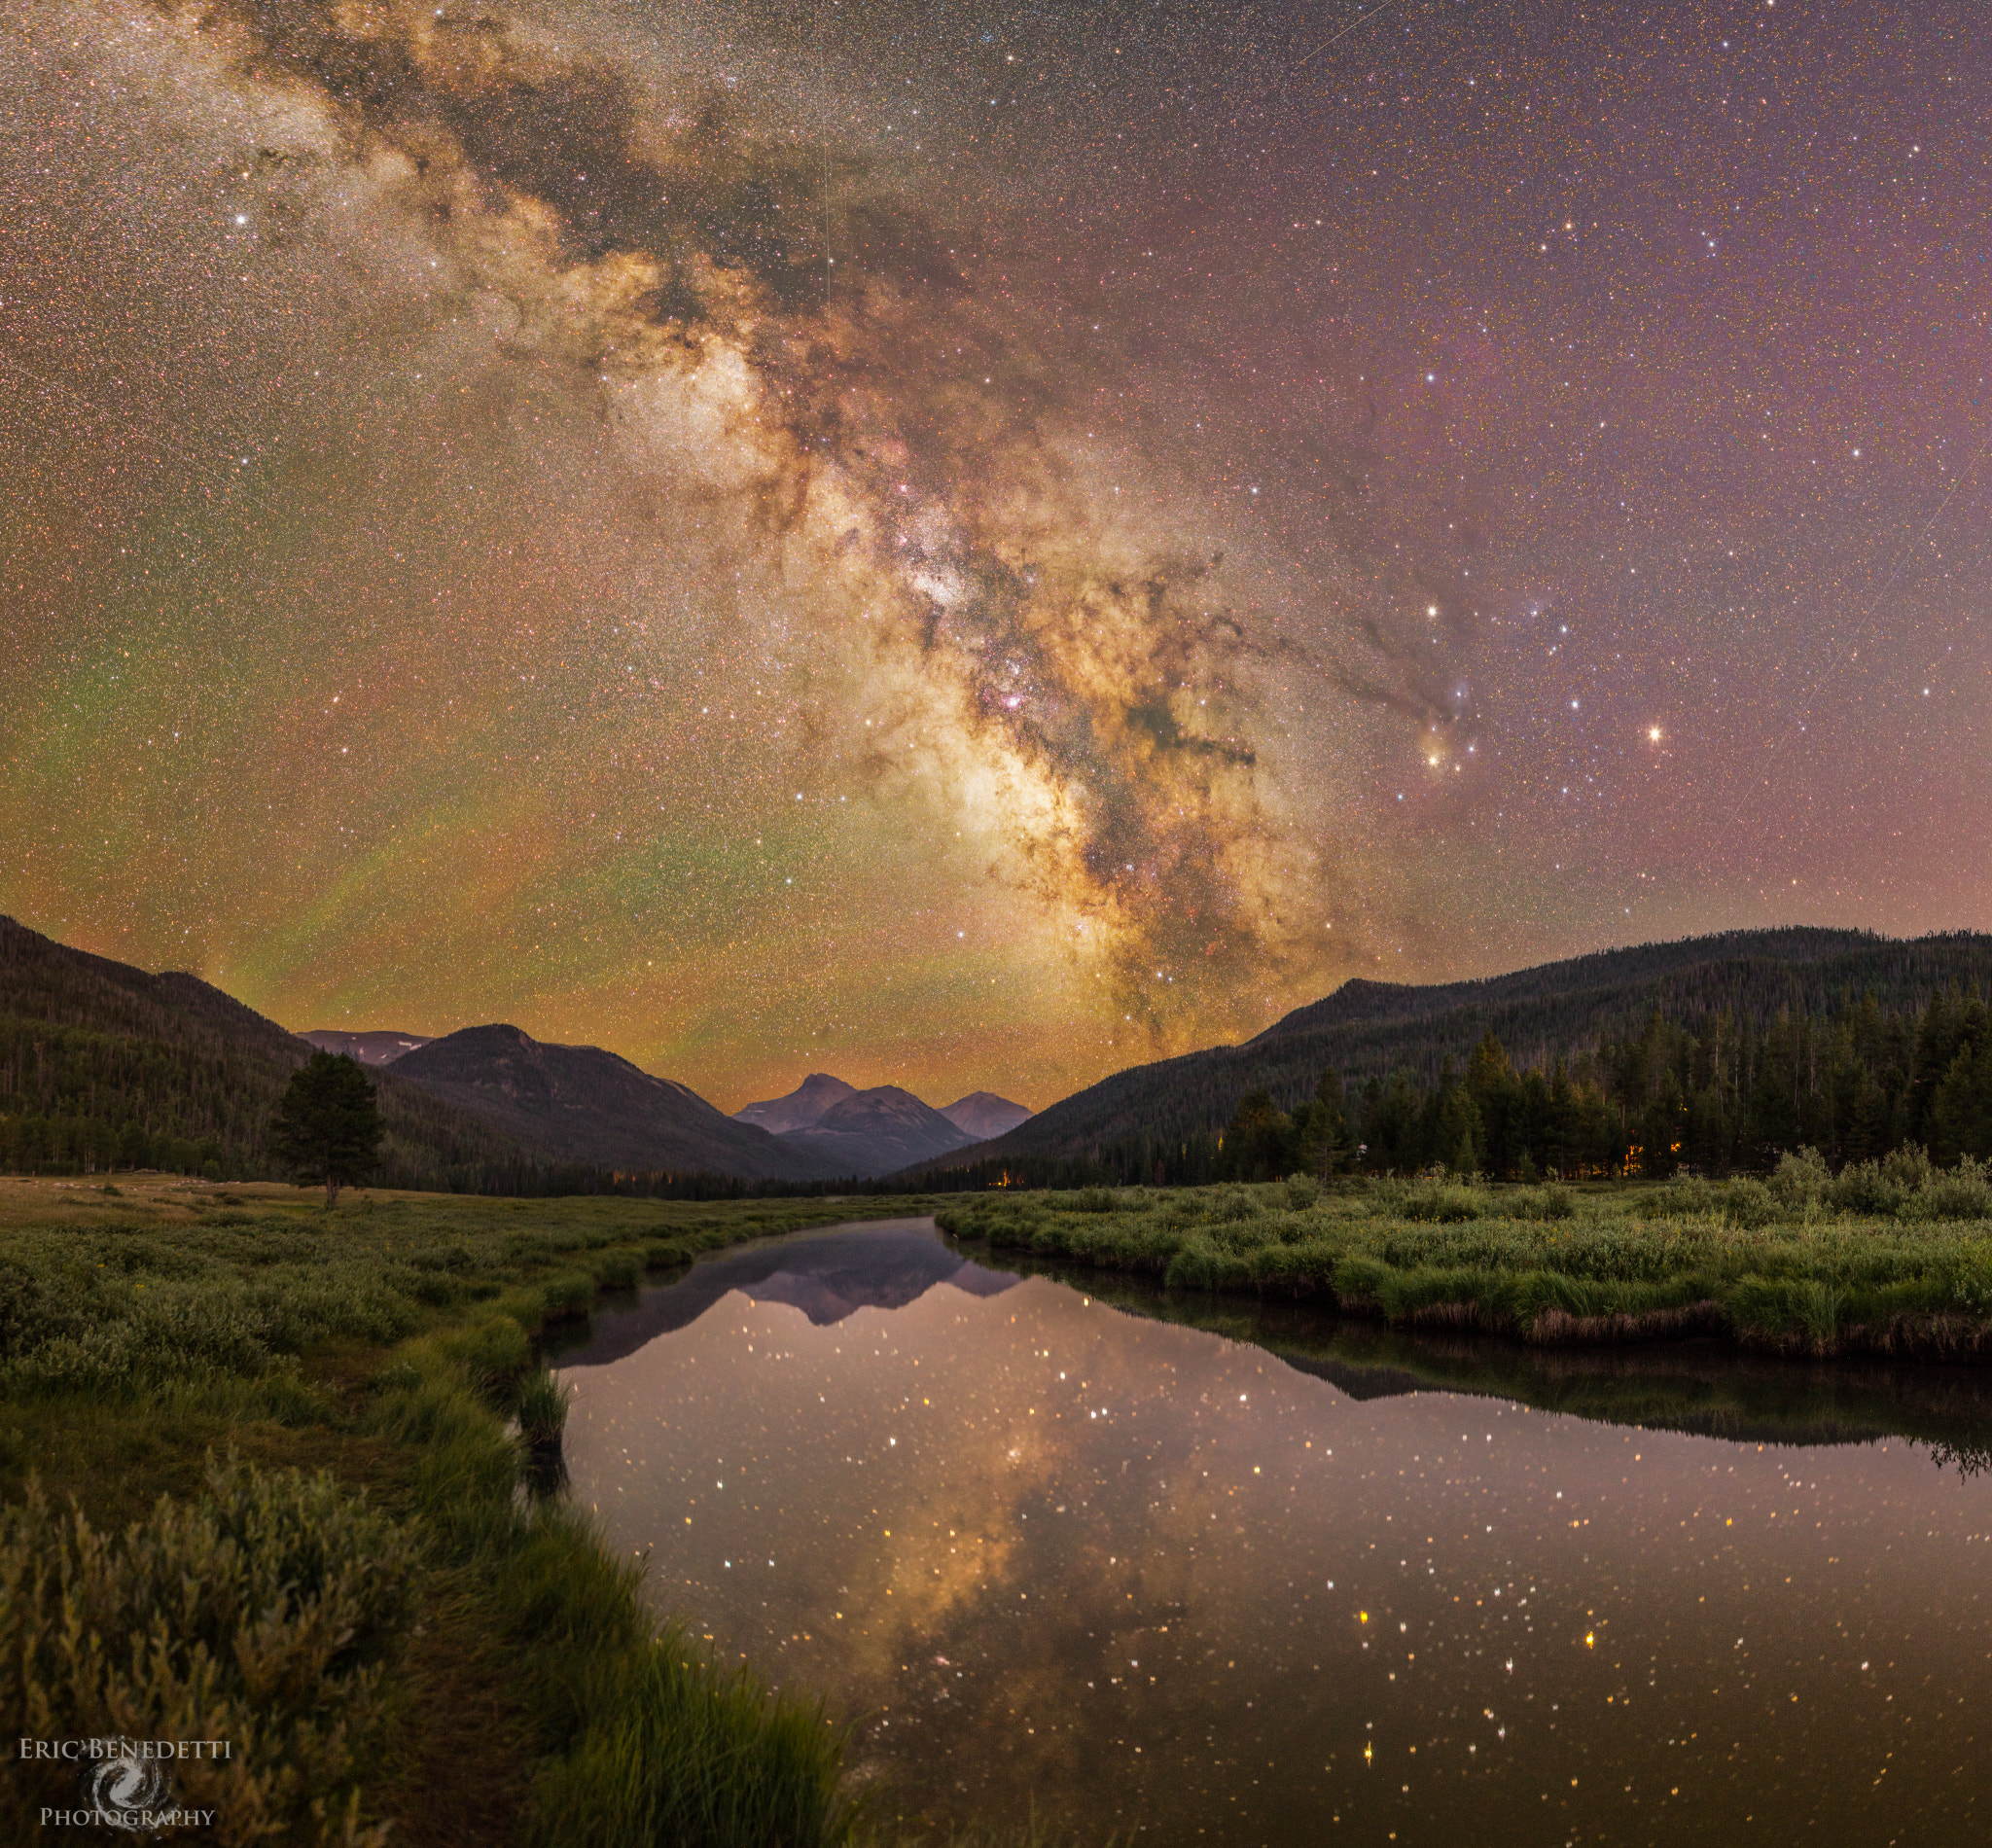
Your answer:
[554,1222,1019,1368]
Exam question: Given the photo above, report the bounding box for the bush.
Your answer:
[1332,1253,1397,1309]
[1284,1173,1321,1210]
[1203,1188,1262,1225]
[1827,1159,1905,1218]
[0,1456,415,1843]
[1398,1183,1487,1224]
[1884,1144,1935,1192]
[1905,1156,1992,1224]
[1164,1236,1253,1292]
[1768,1147,1832,1214]
[1634,1175,1716,1220]
[592,1250,644,1291]
[1720,1180,1780,1229]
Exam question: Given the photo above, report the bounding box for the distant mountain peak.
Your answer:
[778,1084,977,1176]
[299,1028,433,1067]
[732,1072,858,1134]
[940,1091,1034,1141]
[388,1026,849,1182]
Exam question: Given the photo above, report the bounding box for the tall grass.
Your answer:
[532,1625,858,1848]
[376,1342,865,1846]
[937,1160,1992,1357]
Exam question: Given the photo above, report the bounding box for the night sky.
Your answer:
[2,0,1986,1110]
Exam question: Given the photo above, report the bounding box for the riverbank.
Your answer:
[934,1157,1992,1362]
[0,1179,943,1844]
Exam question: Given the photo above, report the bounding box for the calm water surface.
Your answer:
[555,1219,1992,1844]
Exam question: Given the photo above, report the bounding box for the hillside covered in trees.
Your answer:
[925,930,1992,1188]
[0,916,794,1194]
[0,915,543,1186]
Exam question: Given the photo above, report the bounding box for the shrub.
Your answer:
[1720,1180,1780,1229]
[592,1250,644,1291]
[0,1457,415,1843]
[1905,1156,1992,1224]
[1767,1147,1832,1214]
[0,1262,52,1358]
[1332,1253,1397,1309]
[1884,1144,1935,1192]
[1284,1173,1321,1210]
[1827,1160,1904,1218]
[1399,1183,1487,1224]
[1164,1237,1252,1292]
[1635,1175,1717,1221]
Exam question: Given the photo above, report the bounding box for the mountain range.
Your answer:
[0,915,1025,1186]
[379,1024,850,1183]
[730,1074,1034,1176]
[10,914,1987,1192]
[1,915,528,1186]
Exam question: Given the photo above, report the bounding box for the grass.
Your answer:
[0,1177,943,1844]
[934,1153,1992,1361]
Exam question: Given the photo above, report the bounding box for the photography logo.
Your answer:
[78,1747,170,1822]
[20,1735,225,1831]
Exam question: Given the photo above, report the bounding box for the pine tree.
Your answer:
[267,1052,384,1206]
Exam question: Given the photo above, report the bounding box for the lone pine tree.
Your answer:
[268,1051,384,1205]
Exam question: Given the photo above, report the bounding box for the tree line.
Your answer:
[924,984,1992,1190]
[1226,984,1992,1182]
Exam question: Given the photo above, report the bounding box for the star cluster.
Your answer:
[1,0,1985,1106]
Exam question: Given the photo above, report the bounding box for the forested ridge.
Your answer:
[0,915,532,1184]
[928,930,1992,1188]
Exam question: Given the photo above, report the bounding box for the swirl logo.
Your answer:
[80,1750,169,1822]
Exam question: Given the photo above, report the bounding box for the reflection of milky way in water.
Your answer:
[562,1226,1992,1841]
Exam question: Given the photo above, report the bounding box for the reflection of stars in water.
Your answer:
[557,1247,1992,1840]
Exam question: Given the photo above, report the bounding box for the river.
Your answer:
[552,1217,1992,1844]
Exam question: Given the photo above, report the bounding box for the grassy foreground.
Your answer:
[0,1178,950,1845]
[936,1151,1992,1360]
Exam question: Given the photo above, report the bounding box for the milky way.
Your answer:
[1,0,1986,1107]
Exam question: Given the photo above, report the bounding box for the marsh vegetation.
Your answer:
[937,1152,1992,1359]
